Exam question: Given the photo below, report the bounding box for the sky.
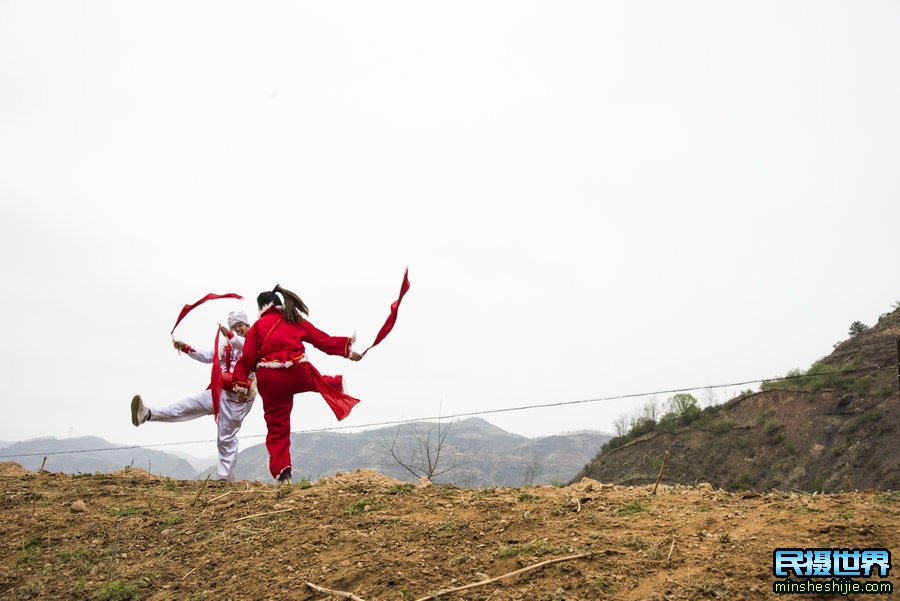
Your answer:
[1,1,898,462]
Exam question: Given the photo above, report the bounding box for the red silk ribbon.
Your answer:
[171,292,243,334]
[361,269,410,357]
[210,328,222,421]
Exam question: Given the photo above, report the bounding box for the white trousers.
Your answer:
[148,390,255,481]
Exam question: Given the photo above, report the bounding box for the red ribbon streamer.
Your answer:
[171,292,243,334]
[361,269,410,357]
[210,328,222,421]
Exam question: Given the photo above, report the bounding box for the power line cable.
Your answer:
[0,364,887,459]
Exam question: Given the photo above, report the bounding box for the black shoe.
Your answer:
[277,467,292,484]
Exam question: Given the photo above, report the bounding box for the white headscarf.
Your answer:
[227,310,249,328]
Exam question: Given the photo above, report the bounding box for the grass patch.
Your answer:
[345,499,382,515]
[875,491,899,505]
[18,536,46,563]
[593,579,616,594]
[517,492,535,502]
[57,549,93,563]
[614,501,650,516]
[792,506,820,515]
[13,582,40,600]
[157,514,181,529]
[694,581,732,598]
[498,541,562,559]
[623,536,648,550]
[474,487,497,498]
[388,484,414,495]
[107,506,151,517]
[96,581,139,601]
[550,501,576,516]
[437,521,459,533]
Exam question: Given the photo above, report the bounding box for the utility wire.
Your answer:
[0,365,887,459]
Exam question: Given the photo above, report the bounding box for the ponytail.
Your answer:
[273,284,309,324]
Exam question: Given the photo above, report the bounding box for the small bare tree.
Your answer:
[612,415,629,437]
[521,451,542,486]
[375,420,466,482]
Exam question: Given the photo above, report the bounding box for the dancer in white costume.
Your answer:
[131,310,256,481]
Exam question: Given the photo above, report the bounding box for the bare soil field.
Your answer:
[1,463,897,600]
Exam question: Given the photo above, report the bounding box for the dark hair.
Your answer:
[258,285,309,324]
[256,290,282,309]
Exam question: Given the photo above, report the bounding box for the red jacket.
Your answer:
[233,307,352,384]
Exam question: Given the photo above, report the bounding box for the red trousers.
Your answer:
[256,363,345,479]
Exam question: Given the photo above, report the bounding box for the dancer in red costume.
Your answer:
[232,285,362,483]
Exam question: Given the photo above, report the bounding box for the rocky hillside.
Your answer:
[2,463,897,600]
[576,305,900,492]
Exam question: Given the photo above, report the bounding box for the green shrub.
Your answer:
[763,418,782,436]
[848,321,869,337]
[761,358,865,393]
[661,394,701,427]
[851,376,874,397]
[849,410,880,433]
[709,418,736,432]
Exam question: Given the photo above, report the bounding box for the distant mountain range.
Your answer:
[0,436,198,479]
[204,417,610,486]
[0,420,610,487]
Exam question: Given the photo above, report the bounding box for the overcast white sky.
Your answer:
[1,1,898,461]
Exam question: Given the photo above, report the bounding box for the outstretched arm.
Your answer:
[303,321,360,360]
[173,340,214,364]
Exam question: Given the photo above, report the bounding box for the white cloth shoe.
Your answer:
[131,395,150,426]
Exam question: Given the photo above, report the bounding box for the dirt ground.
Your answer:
[1,463,897,600]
